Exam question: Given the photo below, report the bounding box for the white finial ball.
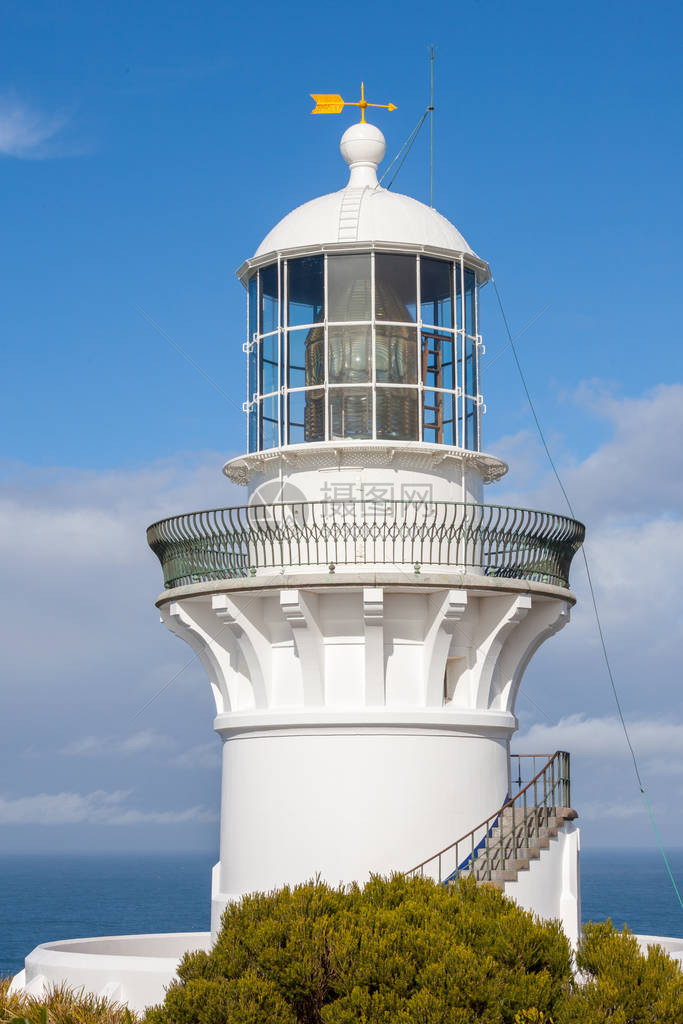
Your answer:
[340,122,386,169]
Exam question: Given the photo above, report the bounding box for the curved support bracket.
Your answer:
[161,602,231,715]
[423,590,469,707]
[211,594,270,709]
[473,595,532,710]
[280,589,324,706]
[494,599,570,714]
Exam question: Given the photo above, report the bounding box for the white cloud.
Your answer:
[494,382,683,526]
[0,789,217,825]
[0,94,67,158]
[575,798,644,822]
[173,742,222,770]
[58,731,171,757]
[514,714,683,840]
[0,452,242,683]
[517,714,683,766]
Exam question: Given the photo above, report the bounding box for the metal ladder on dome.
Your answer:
[337,188,366,242]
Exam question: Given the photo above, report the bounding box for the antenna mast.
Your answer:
[429,45,435,207]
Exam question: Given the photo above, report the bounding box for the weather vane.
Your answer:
[310,82,397,123]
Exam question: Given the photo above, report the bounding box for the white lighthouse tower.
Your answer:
[19,103,683,1016]
[147,112,585,940]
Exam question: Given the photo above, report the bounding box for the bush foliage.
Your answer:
[0,976,137,1024]
[143,874,683,1024]
[5,876,682,1023]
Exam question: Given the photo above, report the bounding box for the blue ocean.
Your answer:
[2,848,683,977]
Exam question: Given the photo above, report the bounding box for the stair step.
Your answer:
[511,857,530,871]
[490,868,518,883]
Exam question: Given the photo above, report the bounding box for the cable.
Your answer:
[491,276,683,914]
[379,107,432,191]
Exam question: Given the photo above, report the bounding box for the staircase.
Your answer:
[460,803,578,887]
[407,751,578,888]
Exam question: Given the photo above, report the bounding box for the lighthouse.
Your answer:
[147,109,585,940]
[11,102,590,1012]
[21,95,683,1016]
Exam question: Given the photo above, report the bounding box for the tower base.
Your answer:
[8,932,211,1013]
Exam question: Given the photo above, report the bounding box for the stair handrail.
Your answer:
[407,750,571,883]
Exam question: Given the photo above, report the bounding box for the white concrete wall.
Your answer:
[224,441,507,506]
[161,585,570,718]
[244,447,487,506]
[211,719,510,933]
[504,824,581,946]
[159,578,572,938]
[10,933,211,1014]
[635,935,683,963]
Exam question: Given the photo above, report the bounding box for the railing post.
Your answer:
[499,809,504,878]
[566,751,571,808]
[533,776,538,838]
[511,798,516,863]
[551,755,556,812]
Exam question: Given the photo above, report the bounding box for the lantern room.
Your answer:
[236,121,491,458]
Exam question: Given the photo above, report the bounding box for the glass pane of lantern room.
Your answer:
[260,334,279,395]
[328,255,371,322]
[261,395,279,449]
[260,264,279,334]
[423,390,455,446]
[465,397,478,450]
[287,329,306,389]
[375,254,417,322]
[248,402,258,452]
[376,387,418,440]
[329,387,371,439]
[376,326,417,383]
[288,328,324,389]
[465,268,476,336]
[287,256,324,327]
[420,257,453,328]
[421,330,455,391]
[248,275,258,338]
[328,326,371,383]
[289,389,324,444]
[288,390,305,444]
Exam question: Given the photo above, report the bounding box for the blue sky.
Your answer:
[2,0,683,867]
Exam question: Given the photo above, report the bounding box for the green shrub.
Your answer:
[556,919,683,1024]
[0,976,138,1023]
[145,874,573,1024]
[6,879,682,1024]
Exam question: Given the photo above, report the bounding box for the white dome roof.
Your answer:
[253,122,479,261]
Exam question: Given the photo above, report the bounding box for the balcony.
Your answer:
[147,500,584,591]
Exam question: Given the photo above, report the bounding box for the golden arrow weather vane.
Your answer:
[310,82,397,123]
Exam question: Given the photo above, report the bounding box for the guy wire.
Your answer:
[491,276,683,914]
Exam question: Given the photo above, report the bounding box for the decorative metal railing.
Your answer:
[407,751,571,884]
[147,501,584,591]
